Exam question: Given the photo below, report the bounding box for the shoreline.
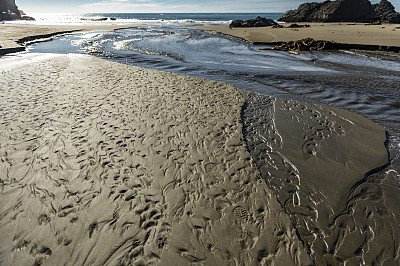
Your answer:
[194,22,400,52]
[0,24,134,55]
[3,22,400,56]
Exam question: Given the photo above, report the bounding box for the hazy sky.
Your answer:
[17,0,398,14]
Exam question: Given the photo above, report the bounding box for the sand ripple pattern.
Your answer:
[243,92,400,265]
[0,54,313,265]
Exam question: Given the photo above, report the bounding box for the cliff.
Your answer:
[0,0,34,21]
[279,0,400,23]
[373,0,400,23]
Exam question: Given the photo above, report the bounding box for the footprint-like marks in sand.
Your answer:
[0,55,314,265]
[243,91,396,265]
[233,206,250,222]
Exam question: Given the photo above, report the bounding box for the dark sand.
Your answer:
[0,54,312,265]
[0,53,394,265]
[243,93,399,264]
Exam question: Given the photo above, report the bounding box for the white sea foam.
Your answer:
[3,13,231,26]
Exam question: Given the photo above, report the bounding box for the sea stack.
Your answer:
[279,0,400,23]
[373,0,400,23]
[0,0,21,20]
[0,0,34,21]
[230,17,279,27]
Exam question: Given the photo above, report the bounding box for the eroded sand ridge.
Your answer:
[243,93,398,264]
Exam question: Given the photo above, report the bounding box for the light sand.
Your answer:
[195,23,400,47]
[0,24,132,55]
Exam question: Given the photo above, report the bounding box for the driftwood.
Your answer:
[258,37,400,52]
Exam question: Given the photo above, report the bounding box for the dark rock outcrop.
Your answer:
[287,23,311,28]
[271,38,338,51]
[279,2,322,22]
[279,0,384,23]
[230,16,278,27]
[0,0,34,21]
[0,0,21,20]
[80,17,108,21]
[373,0,400,23]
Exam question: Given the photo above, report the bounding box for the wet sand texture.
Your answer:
[195,23,400,48]
[0,54,392,265]
[0,54,313,265]
[243,93,397,265]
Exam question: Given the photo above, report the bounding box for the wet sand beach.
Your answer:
[242,93,399,264]
[0,53,312,265]
[195,23,400,48]
[0,25,399,265]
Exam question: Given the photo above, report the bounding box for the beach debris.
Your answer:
[263,38,337,51]
[230,16,278,28]
[272,24,311,29]
[287,23,311,28]
[261,38,400,52]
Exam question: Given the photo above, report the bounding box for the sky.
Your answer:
[17,0,399,14]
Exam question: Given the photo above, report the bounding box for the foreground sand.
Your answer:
[242,93,400,264]
[0,54,312,265]
[195,23,400,48]
[0,53,396,265]
[0,24,132,55]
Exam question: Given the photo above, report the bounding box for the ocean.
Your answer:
[11,12,284,25]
